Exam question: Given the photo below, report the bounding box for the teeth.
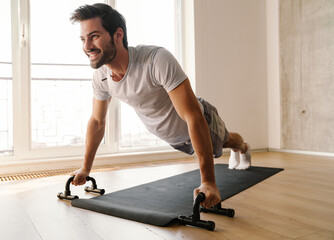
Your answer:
[87,50,100,57]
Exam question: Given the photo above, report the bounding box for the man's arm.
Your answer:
[168,79,221,208]
[72,97,110,185]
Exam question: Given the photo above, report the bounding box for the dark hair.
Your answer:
[70,3,128,49]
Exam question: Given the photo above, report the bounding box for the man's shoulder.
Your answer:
[131,45,162,53]
[130,45,164,61]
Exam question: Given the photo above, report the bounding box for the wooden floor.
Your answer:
[1,152,334,240]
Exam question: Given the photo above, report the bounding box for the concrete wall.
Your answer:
[280,0,334,152]
[193,0,268,150]
[191,0,334,153]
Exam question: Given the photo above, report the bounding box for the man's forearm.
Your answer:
[167,80,220,207]
[187,113,216,184]
[82,117,106,172]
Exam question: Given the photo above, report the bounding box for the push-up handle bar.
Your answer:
[57,176,105,201]
[178,192,235,231]
[201,202,235,217]
[178,192,215,231]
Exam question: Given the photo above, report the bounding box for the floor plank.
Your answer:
[0,196,42,240]
[296,229,334,240]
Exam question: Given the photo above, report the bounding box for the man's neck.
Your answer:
[106,47,129,82]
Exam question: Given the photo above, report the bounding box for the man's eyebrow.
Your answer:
[87,30,102,36]
[80,30,103,39]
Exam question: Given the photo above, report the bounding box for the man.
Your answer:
[70,3,251,208]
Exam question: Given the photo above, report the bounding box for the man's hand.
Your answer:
[193,182,221,208]
[71,168,90,186]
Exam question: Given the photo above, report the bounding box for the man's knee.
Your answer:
[223,132,243,149]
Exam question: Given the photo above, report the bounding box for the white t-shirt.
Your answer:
[92,45,189,145]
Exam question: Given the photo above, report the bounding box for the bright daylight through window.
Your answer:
[0,1,13,156]
[116,0,179,149]
[30,0,101,147]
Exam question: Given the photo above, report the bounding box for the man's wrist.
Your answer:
[82,161,92,173]
[199,158,216,184]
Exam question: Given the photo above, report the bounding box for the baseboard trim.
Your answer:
[268,148,334,157]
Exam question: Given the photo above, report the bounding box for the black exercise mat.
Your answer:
[72,164,283,226]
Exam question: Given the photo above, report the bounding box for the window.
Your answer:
[0,0,13,156]
[30,0,102,147]
[2,0,183,161]
[116,0,182,149]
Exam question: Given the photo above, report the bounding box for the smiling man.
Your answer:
[70,3,251,208]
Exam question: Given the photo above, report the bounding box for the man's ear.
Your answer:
[114,28,124,43]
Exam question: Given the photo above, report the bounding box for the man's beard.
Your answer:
[90,39,117,69]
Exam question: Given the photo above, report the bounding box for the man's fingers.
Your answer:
[194,189,210,208]
[198,192,220,208]
[202,192,213,208]
[72,175,78,185]
[206,195,221,208]
[78,176,86,185]
[72,174,85,186]
[70,168,89,186]
[193,188,200,199]
[193,184,221,208]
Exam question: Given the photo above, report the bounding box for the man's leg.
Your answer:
[223,132,251,170]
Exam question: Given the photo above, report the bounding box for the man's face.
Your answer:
[80,17,117,69]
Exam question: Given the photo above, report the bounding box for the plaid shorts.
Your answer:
[170,97,229,158]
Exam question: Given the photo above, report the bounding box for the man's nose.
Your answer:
[83,39,93,52]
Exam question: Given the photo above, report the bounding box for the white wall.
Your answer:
[266,0,281,149]
[192,0,269,150]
